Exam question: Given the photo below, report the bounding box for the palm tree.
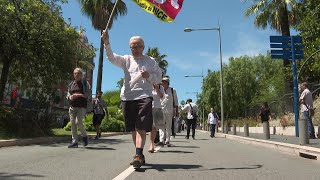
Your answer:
[146,47,169,77]
[77,0,127,94]
[244,0,300,101]
[243,0,299,67]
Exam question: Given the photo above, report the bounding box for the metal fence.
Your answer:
[245,83,320,118]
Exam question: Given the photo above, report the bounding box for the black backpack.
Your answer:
[189,104,197,119]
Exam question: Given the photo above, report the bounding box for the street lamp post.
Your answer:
[184,24,225,133]
[185,74,205,131]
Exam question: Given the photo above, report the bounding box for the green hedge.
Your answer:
[64,114,125,132]
[227,117,260,127]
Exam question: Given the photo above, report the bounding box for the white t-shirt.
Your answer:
[161,87,178,112]
[152,85,164,109]
[300,88,313,112]
[208,112,219,124]
[181,102,198,119]
[105,45,162,101]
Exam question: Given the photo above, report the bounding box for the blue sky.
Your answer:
[61,0,280,104]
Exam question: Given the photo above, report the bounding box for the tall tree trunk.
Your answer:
[96,31,104,94]
[280,4,293,112]
[0,58,12,102]
[281,4,291,67]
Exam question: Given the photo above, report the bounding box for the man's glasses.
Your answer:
[130,45,143,49]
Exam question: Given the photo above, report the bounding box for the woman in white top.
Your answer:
[148,84,164,153]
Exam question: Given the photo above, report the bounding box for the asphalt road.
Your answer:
[1,130,319,180]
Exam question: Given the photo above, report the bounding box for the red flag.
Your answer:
[132,0,184,22]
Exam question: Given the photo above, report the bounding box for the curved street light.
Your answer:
[297,48,320,81]
[184,24,225,133]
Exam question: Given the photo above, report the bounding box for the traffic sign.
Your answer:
[269,35,304,137]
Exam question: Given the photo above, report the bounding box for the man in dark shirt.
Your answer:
[66,68,91,148]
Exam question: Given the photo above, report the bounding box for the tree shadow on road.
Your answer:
[135,164,262,172]
[0,172,45,180]
[158,150,193,154]
[84,146,115,150]
[135,163,202,172]
[38,138,128,148]
[208,164,263,170]
[170,145,200,148]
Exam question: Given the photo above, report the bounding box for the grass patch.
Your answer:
[0,128,97,140]
[51,128,96,137]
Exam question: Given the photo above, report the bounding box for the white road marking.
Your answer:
[112,166,135,180]
[112,146,162,180]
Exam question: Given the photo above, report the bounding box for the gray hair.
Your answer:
[73,68,83,74]
[129,36,144,46]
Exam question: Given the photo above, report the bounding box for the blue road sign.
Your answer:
[270,35,304,137]
[270,36,290,43]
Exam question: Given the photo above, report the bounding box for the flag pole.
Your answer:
[104,0,119,31]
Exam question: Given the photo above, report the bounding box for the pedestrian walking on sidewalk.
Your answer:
[158,77,179,147]
[149,84,165,153]
[66,68,91,148]
[181,99,198,140]
[101,31,162,168]
[299,82,316,139]
[92,90,107,140]
[208,108,219,138]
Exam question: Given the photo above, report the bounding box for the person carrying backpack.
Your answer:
[181,99,198,140]
[92,90,107,140]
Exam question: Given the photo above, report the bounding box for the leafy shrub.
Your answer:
[108,106,120,117]
[64,113,124,132]
[229,117,259,127]
[0,104,55,138]
[100,117,125,132]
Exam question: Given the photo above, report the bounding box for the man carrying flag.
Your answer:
[101,30,162,168]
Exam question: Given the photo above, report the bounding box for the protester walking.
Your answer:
[149,84,165,153]
[181,99,198,140]
[158,77,179,147]
[299,82,316,139]
[92,90,107,140]
[66,68,91,148]
[101,31,162,168]
[208,108,219,138]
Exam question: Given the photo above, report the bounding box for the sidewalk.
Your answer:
[0,132,128,148]
[214,130,320,160]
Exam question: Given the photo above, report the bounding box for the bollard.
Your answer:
[262,121,270,139]
[216,123,219,133]
[224,123,229,134]
[244,123,249,137]
[272,126,276,135]
[298,119,309,145]
[232,124,236,135]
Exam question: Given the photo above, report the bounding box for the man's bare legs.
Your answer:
[132,131,136,147]
[135,130,146,148]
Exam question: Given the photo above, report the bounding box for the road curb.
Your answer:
[215,132,320,161]
[0,132,129,148]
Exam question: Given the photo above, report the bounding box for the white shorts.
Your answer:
[152,108,165,129]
